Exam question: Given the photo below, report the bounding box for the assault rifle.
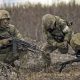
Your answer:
[0,38,43,65]
[59,51,80,72]
[11,39,41,53]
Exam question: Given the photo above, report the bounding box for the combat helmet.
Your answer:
[0,10,10,20]
[42,14,56,30]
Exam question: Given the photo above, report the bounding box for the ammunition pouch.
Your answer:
[47,28,65,42]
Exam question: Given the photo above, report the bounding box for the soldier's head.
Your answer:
[42,14,56,30]
[0,10,10,27]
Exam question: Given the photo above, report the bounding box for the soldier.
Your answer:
[70,33,80,54]
[0,10,23,64]
[42,14,73,67]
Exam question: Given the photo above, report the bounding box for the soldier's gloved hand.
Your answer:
[57,41,68,49]
[52,42,57,49]
[0,39,11,46]
[63,41,68,48]
[57,41,68,54]
[0,44,2,47]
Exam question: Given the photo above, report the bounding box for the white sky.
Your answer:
[0,0,3,4]
[0,0,80,6]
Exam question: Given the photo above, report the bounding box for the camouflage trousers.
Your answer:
[41,43,56,67]
[41,41,68,67]
[0,47,11,62]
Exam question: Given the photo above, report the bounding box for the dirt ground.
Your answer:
[18,64,80,80]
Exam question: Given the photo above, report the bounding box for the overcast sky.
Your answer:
[0,0,80,6]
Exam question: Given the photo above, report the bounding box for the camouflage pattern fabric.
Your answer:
[7,24,24,40]
[42,14,72,43]
[70,33,80,51]
[0,10,23,79]
[0,24,23,62]
[42,14,73,66]
[0,10,23,62]
[0,10,10,19]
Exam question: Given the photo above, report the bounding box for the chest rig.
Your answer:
[0,27,14,61]
[0,27,13,40]
[47,23,65,42]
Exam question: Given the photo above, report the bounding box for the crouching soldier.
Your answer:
[42,14,73,67]
[0,10,23,64]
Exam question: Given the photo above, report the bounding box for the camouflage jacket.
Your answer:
[42,14,72,44]
[0,24,23,46]
[0,24,24,61]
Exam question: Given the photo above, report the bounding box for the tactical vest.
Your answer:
[0,29,11,39]
[47,28,65,42]
[0,26,14,61]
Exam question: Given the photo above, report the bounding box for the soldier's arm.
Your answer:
[9,24,24,40]
[63,26,72,42]
[14,28,24,40]
[43,28,57,47]
[58,18,72,42]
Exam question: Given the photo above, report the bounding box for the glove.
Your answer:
[57,41,68,49]
[57,41,68,54]
[0,38,12,46]
[63,41,68,48]
[52,42,57,50]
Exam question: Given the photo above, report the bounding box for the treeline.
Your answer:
[0,1,80,42]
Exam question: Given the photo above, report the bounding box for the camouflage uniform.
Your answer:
[0,10,23,63]
[70,33,80,52]
[42,14,73,66]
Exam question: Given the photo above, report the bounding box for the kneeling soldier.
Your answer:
[42,14,73,67]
